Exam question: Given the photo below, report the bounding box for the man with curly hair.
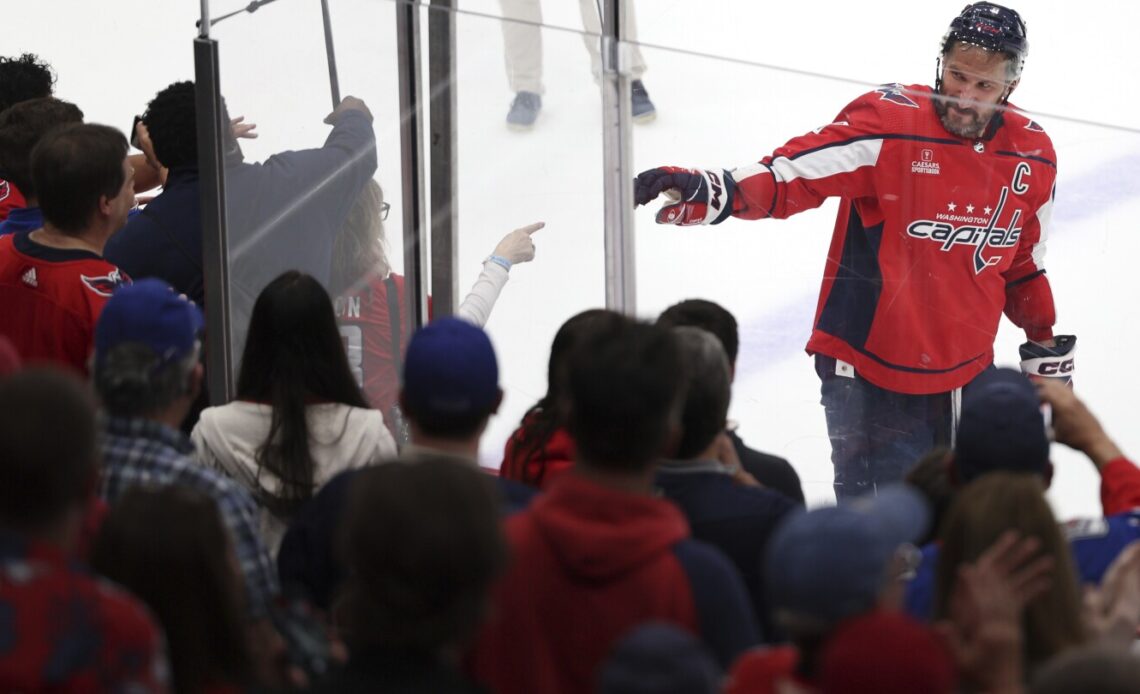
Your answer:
[0,54,54,221]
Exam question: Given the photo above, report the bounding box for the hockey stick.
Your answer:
[320,0,342,109]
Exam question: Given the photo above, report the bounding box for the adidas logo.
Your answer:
[21,267,37,288]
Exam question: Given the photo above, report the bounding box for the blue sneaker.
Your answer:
[507,91,542,130]
[631,80,656,123]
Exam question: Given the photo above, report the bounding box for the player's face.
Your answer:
[936,42,1017,139]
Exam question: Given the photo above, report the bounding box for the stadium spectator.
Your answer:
[1029,644,1140,694]
[903,447,954,547]
[193,271,396,553]
[935,473,1088,678]
[818,612,956,694]
[0,97,84,236]
[468,316,758,693]
[91,486,253,694]
[657,298,805,504]
[103,82,261,306]
[93,278,278,620]
[904,370,1140,619]
[598,623,721,694]
[0,123,132,374]
[313,457,507,693]
[0,53,54,221]
[500,308,623,488]
[330,179,543,441]
[725,485,928,693]
[655,325,796,639]
[104,81,376,342]
[0,368,168,691]
[277,317,536,612]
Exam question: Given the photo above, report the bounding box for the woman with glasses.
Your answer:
[330,179,542,444]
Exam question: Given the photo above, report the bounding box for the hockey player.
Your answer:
[634,2,1074,499]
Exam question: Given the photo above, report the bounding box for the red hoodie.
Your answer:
[500,411,575,489]
[468,473,757,694]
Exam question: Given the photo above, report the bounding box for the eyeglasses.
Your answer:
[380,202,390,221]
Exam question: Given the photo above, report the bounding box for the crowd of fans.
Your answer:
[2,51,1140,694]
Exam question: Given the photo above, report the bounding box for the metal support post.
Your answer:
[600,0,636,315]
[194,22,235,404]
[429,0,458,315]
[396,0,431,329]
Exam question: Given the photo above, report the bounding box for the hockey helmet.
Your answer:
[940,3,1028,78]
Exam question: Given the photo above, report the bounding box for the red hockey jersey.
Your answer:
[0,179,25,223]
[732,83,1057,394]
[0,232,129,375]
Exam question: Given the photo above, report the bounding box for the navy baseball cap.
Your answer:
[94,279,204,367]
[765,485,930,627]
[954,368,1049,483]
[599,623,720,694]
[402,317,499,417]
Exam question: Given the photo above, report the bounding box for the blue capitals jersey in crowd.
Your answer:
[1065,511,1140,585]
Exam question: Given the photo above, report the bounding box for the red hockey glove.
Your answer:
[1020,334,1076,385]
[633,166,735,225]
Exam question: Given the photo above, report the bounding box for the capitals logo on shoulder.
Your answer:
[0,180,9,203]
[81,268,127,297]
[1025,119,1045,132]
[875,83,919,109]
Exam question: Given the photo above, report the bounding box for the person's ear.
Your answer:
[1043,461,1054,490]
[1002,77,1020,102]
[188,363,204,398]
[659,419,682,460]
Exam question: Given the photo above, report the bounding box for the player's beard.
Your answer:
[933,96,990,139]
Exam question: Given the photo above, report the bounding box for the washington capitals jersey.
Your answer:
[0,178,25,223]
[1066,512,1140,585]
[731,84,1057,394]
[0,231,129,375]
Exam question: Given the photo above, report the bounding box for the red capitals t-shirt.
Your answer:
[0,179,26,222]
[0,231,129,375]
[335,273,431,435]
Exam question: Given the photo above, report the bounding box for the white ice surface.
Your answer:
[10,0,1139,518]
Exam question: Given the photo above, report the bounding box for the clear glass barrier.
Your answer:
[453,2,607,469]
[12,1,1137,518]
[631,1,1140,514]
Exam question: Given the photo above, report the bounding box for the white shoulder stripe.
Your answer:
[1031,189,1054,271]
[768,139,884,183]
[732,162,770,181]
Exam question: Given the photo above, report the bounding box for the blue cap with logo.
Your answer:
[402,317,499,417]
[94,279,204,367]
[765,485,930,627]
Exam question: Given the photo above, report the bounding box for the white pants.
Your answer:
[499,0,648,95]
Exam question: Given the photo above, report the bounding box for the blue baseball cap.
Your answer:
[955,368,1049,483]
[402,317,499,417]
[765,485,930,627]
[94,279,204,367]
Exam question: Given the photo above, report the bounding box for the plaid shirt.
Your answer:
[99,415,279,617]
[0,532,170,692]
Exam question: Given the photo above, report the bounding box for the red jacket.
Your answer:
[731,84,1057,394]
[467,474,757,694]
[500,411,575,489]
